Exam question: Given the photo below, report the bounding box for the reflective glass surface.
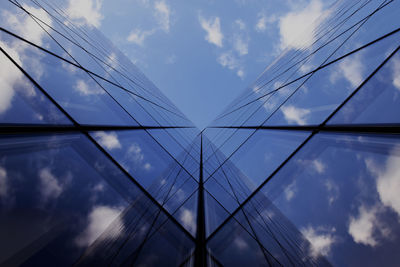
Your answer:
[252,133,400,266]
[0,50,72,124]
[329,50,400,124]
[0,134,142,265]
[1,0,400,265]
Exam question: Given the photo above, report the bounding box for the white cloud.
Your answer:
[1,4,52,47]
[0,43,23,115]
[154,0,171,32]
[75,205,124,247]
[234,236,248,251]
[217,52,245,79]
[233,35,248,56]
[0,167,8,198]
[105,52,118,70]
[126,143,152,171]
[74,79,104,96]
[255,13,276,32]
[126,1,172,46]
[299,63,313,74]
[199,16,223,47]
[391,56,400,91]
[376,156,400,219]
[365,149,400,219]
[127,28,156,45]
[66,0,103,27]
[128,143,144,162]
[312,159,326,174]
[237,69,245,79]
[348,204,380,246]
[179,208,196,234]
[324,179,339,205]
[143,163,152,171]
[256,15,268,32]
[0,5,50,101]
[279,0,325,50]
[39,168,63,200]
[232,19,249,56]
[284,180,296,201]
[94,131,121,150]
[93,183,105,192]
[331,54,364,89]
[235,19,245,30]
[218,52,237,70]
[301,225,336,258]
[281,105,310,125]
[174,188,186,202]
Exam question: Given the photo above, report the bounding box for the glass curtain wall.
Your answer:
[1,0,400,266]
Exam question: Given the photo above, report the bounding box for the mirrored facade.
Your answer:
[1,0,399,266]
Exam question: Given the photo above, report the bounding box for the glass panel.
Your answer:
[211,130,310,191]
[0,31,137,126]
[207,212,273,267]
[90,130,194,190]
[148,129,200,179]
[329,49,400,124]
[163,172,198,214]
[76,195,162,266]
[257,133,400,266]
[205,177,238,214]
[0,49,71,124]
[241,194,329,266]
[243,77,309,127]
[203,129,256,176]
[205,191,230,237]
[78,200,194,266]
[0,133,145,266]
[0,1,70,58]
[132,218,194,267]
[173,191,198,236]
[265,30,400,126]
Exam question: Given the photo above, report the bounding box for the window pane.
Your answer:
[265,28,400,126]
[0,133,145,266]
[0,31,137,126]
[329,50,400,124]
[0,50,71,124]
[253,133,400,266]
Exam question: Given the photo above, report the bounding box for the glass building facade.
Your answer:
[0,0,400,266]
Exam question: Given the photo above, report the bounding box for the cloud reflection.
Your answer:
[75,205,124,247]
[39,168,63,201]
[94,131,122,150]
[0,167,8,199]
[301,225,336,258]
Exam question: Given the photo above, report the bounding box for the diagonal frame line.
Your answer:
[206,44,400,243]
[0,45,196,243]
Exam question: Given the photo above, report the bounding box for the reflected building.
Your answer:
[1,0,400,266]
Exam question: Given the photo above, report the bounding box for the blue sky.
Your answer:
[64,0,335,129]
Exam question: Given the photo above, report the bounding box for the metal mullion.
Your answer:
[120,189,198,266]
[207,44,400,243]
[210,146,286,266]
[216,25,400,121]
[251,0,386,98]
[19,0,166,106]
[0,46,195,244]
[194,133,206,267]
[0,124,194,134]
[0,25,186,119]
[209,124,400,135]
[204,20,399,184]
